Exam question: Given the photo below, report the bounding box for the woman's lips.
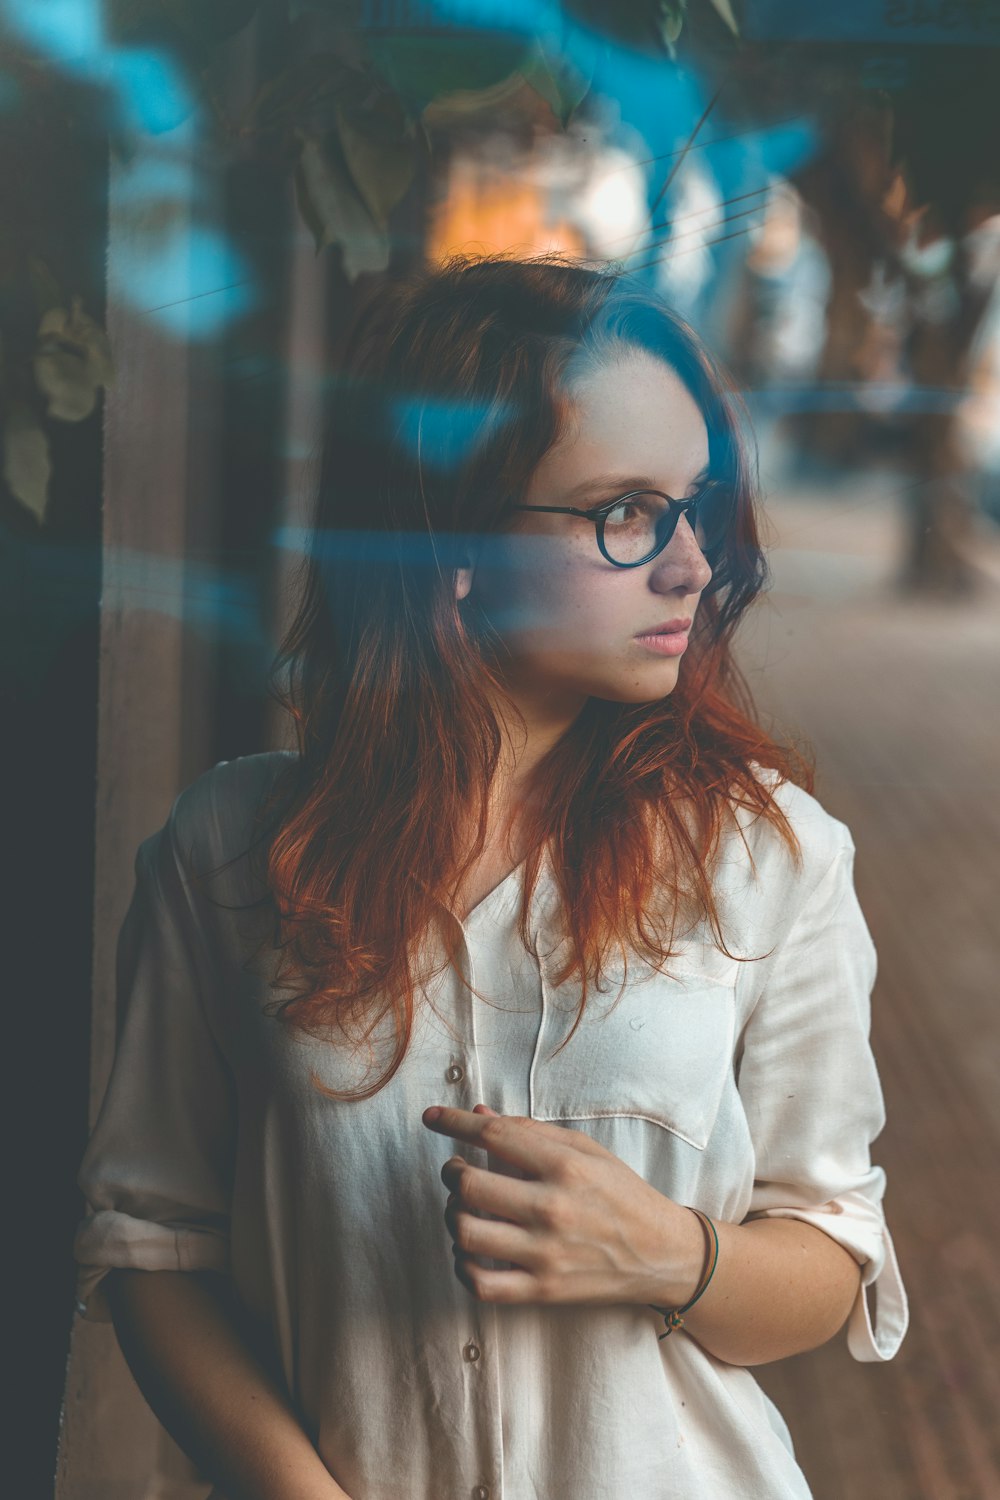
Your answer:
[634,630,689,657]
[633,618,691,657]
[635,618,691,636]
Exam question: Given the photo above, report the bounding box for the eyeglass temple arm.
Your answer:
[509,504,595,518]
[512,490,709,521]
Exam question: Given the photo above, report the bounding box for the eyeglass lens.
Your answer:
[600,490,727,566]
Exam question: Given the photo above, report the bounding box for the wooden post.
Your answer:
[56,117,222,1500]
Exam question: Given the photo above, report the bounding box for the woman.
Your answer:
[74,254,909,1500]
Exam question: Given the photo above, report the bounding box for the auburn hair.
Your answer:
[257,251,812,1100]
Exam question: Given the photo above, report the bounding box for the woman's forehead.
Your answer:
[542,354,710,491]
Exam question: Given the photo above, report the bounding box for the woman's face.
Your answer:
[461,351,714,726]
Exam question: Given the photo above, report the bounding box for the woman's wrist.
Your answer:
[644,1200,710,1311]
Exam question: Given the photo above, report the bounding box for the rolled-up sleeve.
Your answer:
[736,834,909,1363]
[74,801,236,1322]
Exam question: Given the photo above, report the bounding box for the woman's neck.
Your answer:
[486,676,588,807]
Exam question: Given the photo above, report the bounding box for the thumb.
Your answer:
[473,1103,499,1116]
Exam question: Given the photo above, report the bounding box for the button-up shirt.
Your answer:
[74,751,909,1500]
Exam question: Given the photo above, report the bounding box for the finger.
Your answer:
[441,1153,529,1195]
[442,1158,549,1227]
[440,1156,466,1191]
[447,1202,541,1269]
[422,1106,600,1174]
[443,1194,512,1266]
[453,1254,544,1306]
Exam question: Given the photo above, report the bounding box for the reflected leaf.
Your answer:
[294,130,390,280]
[704,0,739,35]
[336,91,416,231]
[659,1,686,48]
[651,0,688,59]
[33,298,115,422]
[420,69,530,123]
[521,39,593,127]
[2,403,51,523]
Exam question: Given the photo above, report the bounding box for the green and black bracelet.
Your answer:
[648,1207,719,1341]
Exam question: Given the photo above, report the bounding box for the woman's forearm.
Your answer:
[105,1268,350,1500]
[653,1209,863,1367]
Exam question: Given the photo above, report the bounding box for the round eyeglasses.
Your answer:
[509,481,730,568]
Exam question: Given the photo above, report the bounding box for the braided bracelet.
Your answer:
[648,1207,719,1341]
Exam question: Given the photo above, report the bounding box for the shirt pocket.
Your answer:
[528,946,738,1151]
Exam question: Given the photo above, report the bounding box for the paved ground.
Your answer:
[732,466,1000,1500]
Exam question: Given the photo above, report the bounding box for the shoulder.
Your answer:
[750,763,854,868]
[715,764,857,934]
[166,751,299,887]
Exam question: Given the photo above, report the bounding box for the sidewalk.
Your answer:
[734,474,1000,1499]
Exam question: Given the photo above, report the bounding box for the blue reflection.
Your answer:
[115,220,255,338]
[1,0,257,337]
[275,525,480,570]
[1,0,103,60]
[420,0,711,203]
[108,47,196,135]
[4,534,271,693]
[0,0,196,132]
[391,395,514,466]
[107,546,264,644]
[404,0,557,39]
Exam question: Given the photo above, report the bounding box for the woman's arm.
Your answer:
[429,1105,866,1370]
[105,1268,351,1500]
[649,1205,863,1367]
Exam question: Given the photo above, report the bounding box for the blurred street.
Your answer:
[735,472,1000,1500]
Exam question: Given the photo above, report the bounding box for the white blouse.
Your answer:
[74,751,909,1500]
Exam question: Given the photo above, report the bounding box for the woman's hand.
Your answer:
[422,1103,705,1309]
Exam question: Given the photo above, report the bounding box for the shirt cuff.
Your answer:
[845,1219,909,1362]
[73,1209,231,1323]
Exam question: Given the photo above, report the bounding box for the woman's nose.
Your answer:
[649,514,713,595]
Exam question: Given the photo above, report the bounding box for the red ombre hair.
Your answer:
[261,252,812,1100]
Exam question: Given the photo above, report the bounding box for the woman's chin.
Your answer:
[590,675,681,706]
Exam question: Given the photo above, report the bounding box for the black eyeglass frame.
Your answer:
[509,481,727,569]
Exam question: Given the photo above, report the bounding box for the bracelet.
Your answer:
[648,1207,719,1341]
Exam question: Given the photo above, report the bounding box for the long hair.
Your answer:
[261,252,811,1100]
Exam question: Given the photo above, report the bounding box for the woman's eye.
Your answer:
[605,497,649,527]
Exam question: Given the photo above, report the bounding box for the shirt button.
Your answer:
[446,1063,465,1083]
[462,1340,481,1362]
[472,1487,490,1500]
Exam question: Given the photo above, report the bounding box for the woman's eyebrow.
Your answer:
[565,465,712,501]
[564,473,656,500]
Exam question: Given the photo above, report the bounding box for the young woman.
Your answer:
[74,254,908,1500]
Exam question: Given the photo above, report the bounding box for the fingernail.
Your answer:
[424,1106,443,1123]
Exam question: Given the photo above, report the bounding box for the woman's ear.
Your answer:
[455,563,474,601]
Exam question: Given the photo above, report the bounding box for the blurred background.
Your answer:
[2,1,998,1495]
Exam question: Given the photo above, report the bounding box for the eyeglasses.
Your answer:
[509,481,730,569]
